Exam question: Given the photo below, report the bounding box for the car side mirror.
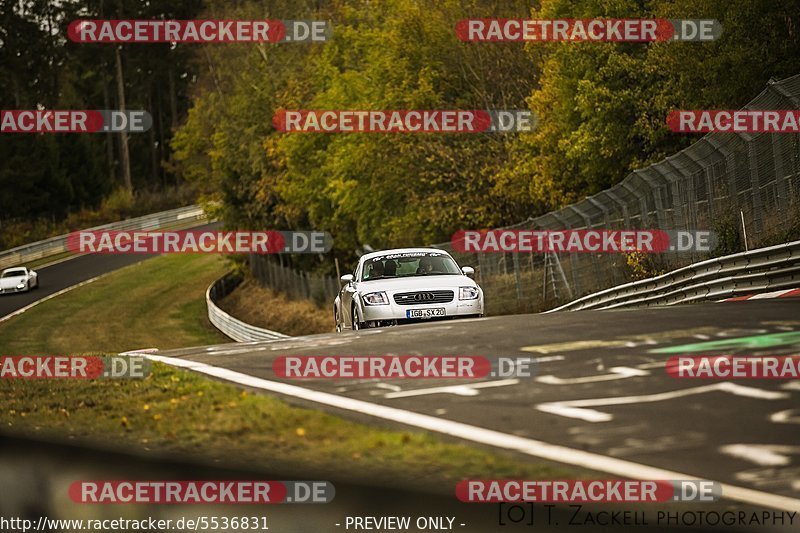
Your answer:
[340,274,354,284]
[461,266,475,277]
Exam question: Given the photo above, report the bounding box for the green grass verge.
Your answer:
[0,360,573,491]
[0,253,577,490]
[0,253,229,354]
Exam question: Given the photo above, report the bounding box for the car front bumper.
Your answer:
[360,296,483,325]
[0,286,26,294]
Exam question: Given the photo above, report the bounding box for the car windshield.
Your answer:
[1,269,26,278]
[361,252,461,281]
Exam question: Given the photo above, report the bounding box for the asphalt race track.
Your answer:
[0,253,160,320]
[5,236,799,517]
[156,299,800,511]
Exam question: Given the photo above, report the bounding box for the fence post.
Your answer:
[605,189,630,227]
[771,132,790,214]
[512,253,523,300]
[622,180,649,227]
[636,169,669,231]
[651,162,686,231]
[705,135,739,210]
[743,132,765,239]
[562,206,604,291]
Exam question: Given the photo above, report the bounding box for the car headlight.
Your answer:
[16,282,26,289]
[459,286,480,300]
[362,291,389,305]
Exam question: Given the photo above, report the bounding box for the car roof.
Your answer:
[2,267,27,273]
[359,247,451,262]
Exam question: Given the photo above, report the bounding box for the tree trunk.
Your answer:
[114,45,133,194]
[168,65,178,130]
[148,88,159,187]
[157,91,168,187]
[102,78,116,183]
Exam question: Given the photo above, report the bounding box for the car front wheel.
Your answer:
[351,306,361,331]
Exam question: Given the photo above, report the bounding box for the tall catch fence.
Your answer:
[249,253,340,307]
[435,74,800,314]
[251,75,800,315]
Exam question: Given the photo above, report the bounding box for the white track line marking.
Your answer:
[750,289,798,300]
[384,378,519,399]
[722,288,800,302]
[34,252,82,270]
[119,348,160,355]
[0,275,104,324]
[144,353,800,512]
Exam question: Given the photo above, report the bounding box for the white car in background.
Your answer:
[0,267,38,294]
[334,248,483,331]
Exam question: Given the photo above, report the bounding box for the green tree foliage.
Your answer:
[174,0,538,270]
[0,0,200,222]
[504,0,800,208]
[172,0,800,272]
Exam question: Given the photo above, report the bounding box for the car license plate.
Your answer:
[406,308,445,319]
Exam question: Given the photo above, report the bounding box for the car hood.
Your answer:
[0,276,26,289]
[355,275,478,293]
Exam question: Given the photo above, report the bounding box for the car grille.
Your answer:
[393,290,454,305]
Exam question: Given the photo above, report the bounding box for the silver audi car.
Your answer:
[334,248,484,331]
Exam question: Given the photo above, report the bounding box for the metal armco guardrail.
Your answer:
[207,273,289,342]
[549,240,800,312]
[0,205,208,270]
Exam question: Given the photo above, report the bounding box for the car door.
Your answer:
[341,263,361,326]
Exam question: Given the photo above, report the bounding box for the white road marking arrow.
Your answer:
[536,366,649,385]
[384,379,519,399]
[537,382,788,423]
[770,409,800,424]
[721,444,800,467]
